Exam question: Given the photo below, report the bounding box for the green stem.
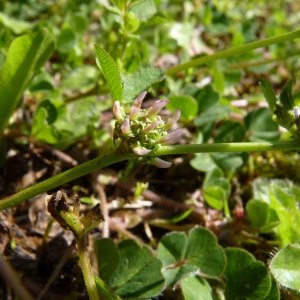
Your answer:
[1,141,300,211]
[77,237,99,300]
[0,151,132,210]
[166,29,300,75]
[228,50,300,69]
[155,141,300,155]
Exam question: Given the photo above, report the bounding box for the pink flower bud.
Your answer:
[132,146,152,156]
[164,110,181,130]
[158,128,182,144]
[113,101,124,121]
[150,158,172,168]
[121,117,131,135]
[143,120,164,133]
[146,99,168,117]
[130,91,147,120]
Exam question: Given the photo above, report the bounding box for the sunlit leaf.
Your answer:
[95,45,123,101]
[0,29,55,135]
[181,275,214,300]
[269,244,300,291]
[122,66,164,103]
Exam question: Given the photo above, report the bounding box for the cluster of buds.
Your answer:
[113,92,182,168]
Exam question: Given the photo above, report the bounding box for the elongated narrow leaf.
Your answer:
[0,29,55,135]
[279,79,295,110]
[95,45,123,101]
[260,79,277,112]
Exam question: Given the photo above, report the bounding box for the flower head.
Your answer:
[113,92,182,168]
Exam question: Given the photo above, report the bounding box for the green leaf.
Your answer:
[215,121,246,143]
[31,101,59,144]
[69,14,88,34]
[157,232,188,286]
[57,27,76,53]
[32,97,104,149]
[203,168,231,210]
[190,152,243,174]
[109,239,164,298]
[190,153,216,173]
[279,79,295,110]
[195,84,219,113]
[168,95,198,121]
[94,238,120,284]
[0,29,55,135]
[211,152,244,174]
[61,65,98,92]
[94,277,121,300]
[185,227,226,276]
[0,12,31,34]
[246,199,270,228]
[225,248,272,300]
[157,227,226,287]
[130,0,157,21]
[95,45,123,101]
[246,199,280,232]
[260,79,277,113]
[263,276,280,300]
[269,244,300,291]
[251,179,300,244]
[122,66,164,103]
[203,186,226,210]
[180,275,215,300]
[194,103,231,127]
[269,182,300,246]
[244,107,280,142]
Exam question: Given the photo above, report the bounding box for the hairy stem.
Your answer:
[166,29,300,75]
[1,141,300,211]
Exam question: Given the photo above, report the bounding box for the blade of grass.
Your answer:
[0,29,55,136]
[166,29,300,75]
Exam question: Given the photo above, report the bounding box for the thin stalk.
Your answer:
[77,237,99,300]
[228,50,300,69]
[155,141,300,155]
[166,29,300,75]
[0,151,132,210]
[1,141,300,211]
